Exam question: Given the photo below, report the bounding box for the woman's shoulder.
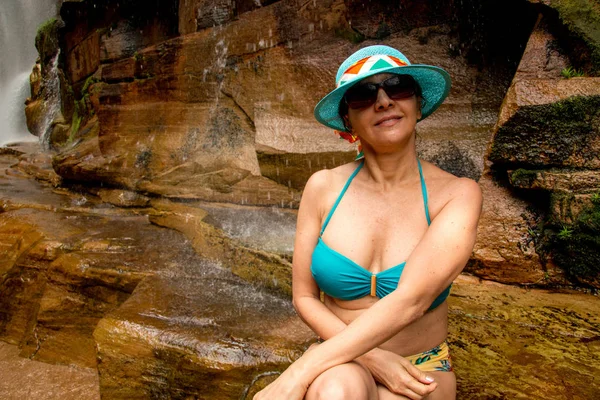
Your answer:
[421,160,482,212]
[300,162,361,217]
[303,161,362,196]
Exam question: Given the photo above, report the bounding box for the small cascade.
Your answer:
[0,0,57,146]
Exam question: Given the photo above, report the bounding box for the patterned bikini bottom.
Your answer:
[405,341,453,372]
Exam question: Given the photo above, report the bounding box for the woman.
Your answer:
[254,45,482,400]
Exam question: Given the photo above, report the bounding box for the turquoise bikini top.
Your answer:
[310,160,451,310]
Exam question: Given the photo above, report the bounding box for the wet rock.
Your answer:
[35,18,62,71]
[514,13,569,79]
[96,189,150,208]
[148,198,294,296]
[0,208,176,367]
[195,202,297,256]
[549,192,596,224]
[2,146,600,399]
[94,273,314,399]
[49,0,508,207]
[257,151,357,191]
[14,151,63,187]
[1,145,304,375]
[346,1,454,39]
[449,279,600,400]
[530,0,600,73]
[99,20,145,63]
[0,341,100,400]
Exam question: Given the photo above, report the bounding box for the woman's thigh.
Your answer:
[377,371,456,400]
[305,361,379,400]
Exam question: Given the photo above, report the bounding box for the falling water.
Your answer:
[0,0,57,146]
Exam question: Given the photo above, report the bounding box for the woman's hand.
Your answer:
[357,348,438,400]
[252,363,311,400]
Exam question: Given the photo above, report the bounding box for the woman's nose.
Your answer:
[374,87,393,110]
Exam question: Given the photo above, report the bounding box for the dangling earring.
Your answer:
[335,130,359,144]
[336,118,359,143]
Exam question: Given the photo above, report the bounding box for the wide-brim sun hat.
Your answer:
[314,45,451,132]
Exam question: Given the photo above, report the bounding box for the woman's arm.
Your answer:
[255,178,483,398]
[291,169,349,338]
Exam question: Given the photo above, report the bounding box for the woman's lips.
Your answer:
[375,116,402,126]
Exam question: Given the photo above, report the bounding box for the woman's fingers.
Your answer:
[399,356,438,385]
[391,373,437,399]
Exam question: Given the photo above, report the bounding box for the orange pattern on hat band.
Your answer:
[341,55,408,77]
[345,58,368,75]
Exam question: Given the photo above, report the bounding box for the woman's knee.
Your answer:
[305,363,376,400]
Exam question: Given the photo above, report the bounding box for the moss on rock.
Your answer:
[509,168,540,188]
[545,194,600,287]
[490,95,600,168]
[35,18,62,69]
[546,0,600,73]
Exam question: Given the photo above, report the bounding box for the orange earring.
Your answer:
[335,130,359,144]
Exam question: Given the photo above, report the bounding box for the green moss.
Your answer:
[35,18,61,68]
[35,18,57,44]
[545,196,600,286]
[509,168,540,188]
[490,95,600,167]
[557,225,574,238]
[69,107,82,143]
[547,0,600,73]
[81,76,99,96]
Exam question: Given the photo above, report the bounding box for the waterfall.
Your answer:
[0,0,57,146]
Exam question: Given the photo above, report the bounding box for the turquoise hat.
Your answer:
[314,45,451,132]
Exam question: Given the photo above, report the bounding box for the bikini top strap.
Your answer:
[417,158,431,226]
[320,161,365,236]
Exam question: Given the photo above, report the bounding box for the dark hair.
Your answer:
[338,75,424,132]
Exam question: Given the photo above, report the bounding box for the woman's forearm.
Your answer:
[292,289,426,385]
[293,295,387,365]
[293,295,347,340]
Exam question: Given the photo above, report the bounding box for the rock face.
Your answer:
[473,12,600,288]
[28,0,536,205]
[0,144,311,392]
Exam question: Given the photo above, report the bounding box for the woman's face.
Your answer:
[345,73,421,153]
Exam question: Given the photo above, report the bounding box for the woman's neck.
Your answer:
[359,145,420,192]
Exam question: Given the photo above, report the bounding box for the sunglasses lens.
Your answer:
[385,76,416,100]
[344,75,416,109]
[345,84,378,109]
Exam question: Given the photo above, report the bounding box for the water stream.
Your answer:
[0,0,57,146]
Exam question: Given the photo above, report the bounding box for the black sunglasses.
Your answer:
[343,75,417,109]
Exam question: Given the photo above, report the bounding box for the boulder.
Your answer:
[469,174,551,285]
[94,273,313,399]
[490,94,600,169]
[478,12,600,288]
